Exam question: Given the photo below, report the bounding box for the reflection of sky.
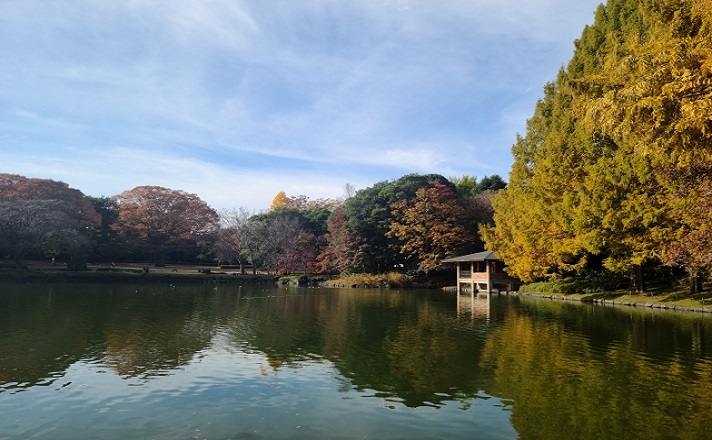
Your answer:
[0,330,516,440]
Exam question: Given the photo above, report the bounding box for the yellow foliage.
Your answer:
[269,191,290,211]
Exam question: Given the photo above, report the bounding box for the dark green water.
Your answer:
[0,284,711,439]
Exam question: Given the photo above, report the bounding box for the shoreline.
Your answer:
[5,262,712,315]
[489,289,712,314]
[0,263,278,284]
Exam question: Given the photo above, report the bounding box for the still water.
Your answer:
[0,283,711,439]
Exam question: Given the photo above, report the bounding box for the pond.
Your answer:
[0,283,711,439]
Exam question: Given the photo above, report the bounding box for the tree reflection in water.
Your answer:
[1,284,711,439]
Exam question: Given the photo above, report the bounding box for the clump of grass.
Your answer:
[521,271,629,295]
[327,272,414,288]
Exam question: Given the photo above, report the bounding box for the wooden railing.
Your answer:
[459,270,490,279]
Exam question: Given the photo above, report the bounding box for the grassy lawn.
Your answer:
[0,260,276,283]
[519,280,712,311]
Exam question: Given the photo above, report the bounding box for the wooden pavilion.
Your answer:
[442,251,520,293]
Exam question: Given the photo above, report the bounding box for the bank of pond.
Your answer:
[3,262,712,314]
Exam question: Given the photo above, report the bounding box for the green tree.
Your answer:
[475,175,506,193]
[450,175,479,198]
[450,174,506,198]
[342,174,454,273]
[88,196,123,264]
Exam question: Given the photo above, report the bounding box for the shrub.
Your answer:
[329,272,414,288]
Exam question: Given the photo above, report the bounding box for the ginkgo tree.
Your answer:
[577,0,712,291]
[484,0,712,292]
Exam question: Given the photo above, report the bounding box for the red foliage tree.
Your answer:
[316,208,364,275]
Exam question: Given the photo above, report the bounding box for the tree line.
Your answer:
[0,173,504,275]
[482,0,712,294]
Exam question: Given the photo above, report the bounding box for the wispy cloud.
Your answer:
[0,0,600,209]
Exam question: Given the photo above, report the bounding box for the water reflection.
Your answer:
[227,288,494,407]
[0,284,496,408]
[481,297,712,439]
[457,291,493,320]
[1,284,712,439]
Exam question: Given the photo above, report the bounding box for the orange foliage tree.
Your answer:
[111,186,219,265]
[388,181,466,275]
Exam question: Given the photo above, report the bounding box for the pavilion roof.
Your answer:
[441,251,499,263]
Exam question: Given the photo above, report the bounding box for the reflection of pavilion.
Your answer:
[457,291,491,320]
[443,251,520,294]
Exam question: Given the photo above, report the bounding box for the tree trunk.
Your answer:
[690,269,700,296]
[631,265,646,293]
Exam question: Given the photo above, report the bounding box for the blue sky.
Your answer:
[0,0,601,211]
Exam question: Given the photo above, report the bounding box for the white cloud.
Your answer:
[0,146,361,211]
[163,0,261,49]
[0,0,601,208]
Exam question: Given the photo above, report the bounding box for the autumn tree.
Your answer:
[0,174,100,267]
[655,167,712,294]
[482,80,592,282]
[248,207,327,275]
[237,216,270,274]
[260,215,308,274]
[576,0,712,291]
[342,174,454,273]
[459,190,496,254]
[111,186,219,266]
[251,192,338,274]
[316,208,364,275]
[448,175,504,255]
[482,0,712,291]
[388,181,466,275]
[270,191,338,212]
[270,191,291,211]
